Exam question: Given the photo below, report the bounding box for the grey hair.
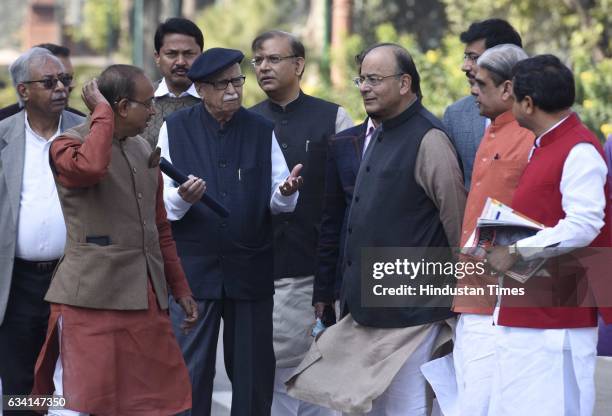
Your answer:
[477,44,528,86]
[9,47,63,104]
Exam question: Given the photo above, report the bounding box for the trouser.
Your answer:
[170,296,275,416]
[0,258,56,416]
[453,313,496,416]
[47,318,87,416]
[271,276,339,416]
[489,325,598,416]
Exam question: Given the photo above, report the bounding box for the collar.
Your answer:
[381,97,420,131]
[266,90,304,113]
[489,110,515,131]
[365,117,376,137]
[154,78,199,99]
[534,113,572,147]
[200,103,244,132]
[24,111,62,142]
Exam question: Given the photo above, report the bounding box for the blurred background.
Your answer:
[0,0,609,139]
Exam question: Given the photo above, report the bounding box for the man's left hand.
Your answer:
[280,163,303,196]
[486,245,519,273]
[176,296,199,333]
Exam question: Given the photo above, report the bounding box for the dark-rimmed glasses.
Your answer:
[250,55,297,67]
[353,73,404,87]
[22,74,73,90]
[201,75,246,90]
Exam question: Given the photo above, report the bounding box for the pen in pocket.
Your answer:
[238,168,241,181]
[305,140,310,152]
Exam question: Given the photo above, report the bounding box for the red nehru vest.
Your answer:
[498,113,612,328]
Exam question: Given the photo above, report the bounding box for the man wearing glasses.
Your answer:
[443,19,522,189]
[0,44,85,121]
[157,47,303,416]
[249,30,352,416]
[0,47,84,415]
[287,43,465,416]
[31,65,198,416]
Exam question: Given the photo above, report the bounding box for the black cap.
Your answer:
[188,48,244,82]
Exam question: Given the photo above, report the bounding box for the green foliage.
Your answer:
[440,0,610,139]
[195,0,306,107]
[69,0,120,53]
[309,23,467,123]
[314,0,610,137]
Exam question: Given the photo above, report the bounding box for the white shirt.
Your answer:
[15,113,66,260]
[157,122,298,220]
[516,115,607,259]
[335,106,354,133]
[154,78,200,99]
[362,117,377,156]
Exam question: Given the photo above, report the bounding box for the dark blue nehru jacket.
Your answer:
[166,103,274,300]
[251,92,339,279]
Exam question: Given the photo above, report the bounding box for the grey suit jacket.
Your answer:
[0,109,84,324]
[443,95,486,189]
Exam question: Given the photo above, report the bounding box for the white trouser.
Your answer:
[272,366,341,416]
[453,313,496,416]
[344,323,441,416]
[47,317,88,416]
[489,325,598,416]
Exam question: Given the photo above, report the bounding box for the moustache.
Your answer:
[223,94,239,102]
[171,66,189,74]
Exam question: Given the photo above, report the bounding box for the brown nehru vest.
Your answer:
[45,123,169,310]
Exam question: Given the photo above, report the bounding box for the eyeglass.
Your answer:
[353,73,403,87]
[22,74,73,90]
[463,52,480,63]
[201,75,246,90]
[250,55,297,67]
[127,97,154,110]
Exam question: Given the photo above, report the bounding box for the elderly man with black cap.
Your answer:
[157,47,302,416]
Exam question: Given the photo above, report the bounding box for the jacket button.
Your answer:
[355,196,360,203]
[137,192,143,199]
[221,191,227,198]
[366,166,370,172]
[348,227,352,234]
[219,161,227,168]
[281,143,288,149]
[132,167,137,173]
